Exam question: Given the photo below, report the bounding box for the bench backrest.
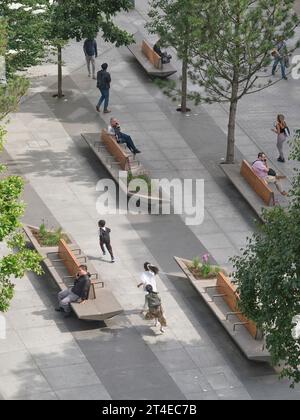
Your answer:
[240,160,274,206]
[101,129,130,171]
[58,239,95,300]
[216,272,258,339]
[141,40,162,69]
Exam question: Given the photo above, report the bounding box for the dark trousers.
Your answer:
[119,132,137,153]
[100,240,114,259]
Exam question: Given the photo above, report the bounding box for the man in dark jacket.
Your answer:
[98,220,115,263]
[56,265,91,317]
[96,63,111,113]
[83,38,98,79]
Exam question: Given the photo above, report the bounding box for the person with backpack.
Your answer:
[98,220,115,263]
[143,284,167,333]
[96,63,111,114]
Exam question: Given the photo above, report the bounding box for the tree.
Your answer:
[0,21,43,312]
[46,0,134,98]
[189,0,299,163]
[146,0,204,113]
[0,0,49,74]
[231,130,300,385]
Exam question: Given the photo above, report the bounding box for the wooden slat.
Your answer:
[101,129,130,171]
[216,272,258,339]
[142,40,162,69]
[240,160,274,206]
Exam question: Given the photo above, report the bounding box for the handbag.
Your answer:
[268,168,276,177]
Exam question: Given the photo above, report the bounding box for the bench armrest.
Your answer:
[92,281,104,288]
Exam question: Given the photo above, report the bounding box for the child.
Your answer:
[98,220,115,263]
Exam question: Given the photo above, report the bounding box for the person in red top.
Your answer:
[271,114,290,163]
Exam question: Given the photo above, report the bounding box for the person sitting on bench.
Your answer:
[252,152,287,196]
[153,39,172,64]
[108,117,141,154]
[56,265,91,317]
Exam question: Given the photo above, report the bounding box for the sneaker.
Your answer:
[111,258,115,263]
[276,174,286,180]
[92,75,96,80]
[283,76,288,80]
[277,157,285,163]
[102,252,106,256]
[133,149,141,154]
[103,109,111,114]
[88,74,91,78]
[160,327,165,333]
[281,191,288,196]
[96,105,100,112]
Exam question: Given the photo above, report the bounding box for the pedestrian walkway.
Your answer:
[1,4,300,400]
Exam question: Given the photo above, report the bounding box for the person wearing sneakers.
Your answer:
[96,63,111,113]
[271,114,290,163]
[83,38,98,79]
[252,152,287,196]
[98,220,115,263]
[108,117,141,155]
[143,284,167,333]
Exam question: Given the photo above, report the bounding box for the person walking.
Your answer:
[137,262,159,309]
[98,220,115,263]
[271,38,288,80]
[83,38,98,79]
[142,284,167,333]
[96,63,111,113]
[271,114,290,163]
[56,265,91,317]
[108,117,141,154]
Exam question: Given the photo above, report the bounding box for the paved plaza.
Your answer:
[0,1,300,400]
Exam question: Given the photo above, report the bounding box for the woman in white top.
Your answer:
[137,262,159,310]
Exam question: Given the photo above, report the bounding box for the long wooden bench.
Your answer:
[101,129,132,171]
[23,225,123,322]
[174,256,269,361]
[220,159,285,220]
[127,31,177,78]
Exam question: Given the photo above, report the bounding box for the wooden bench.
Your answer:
[127,31,177,78]
[216,272,259,339]
[174,256,269,361]
[101,129,132,171]
[220,159,278,220]
[56,239,123,320]
[23,224,123,322]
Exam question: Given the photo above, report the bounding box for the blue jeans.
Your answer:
[119,132,137,153]
[272,57,286,78]
[97,88,110,110]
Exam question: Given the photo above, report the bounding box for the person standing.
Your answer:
[271,114,290,163]
[56,265,91,317]
[98,220,115,263]
[143,284,167,333]
[271,38,288,80]
[96,63,111,114]
[83,38,98,79]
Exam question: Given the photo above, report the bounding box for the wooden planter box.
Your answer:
[174,256,269,362]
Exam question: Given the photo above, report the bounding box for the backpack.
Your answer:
[147,292,161,308]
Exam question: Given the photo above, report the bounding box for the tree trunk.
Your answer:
[226,78,239,163]
[57,45,63,98]
[181,57,188,113]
